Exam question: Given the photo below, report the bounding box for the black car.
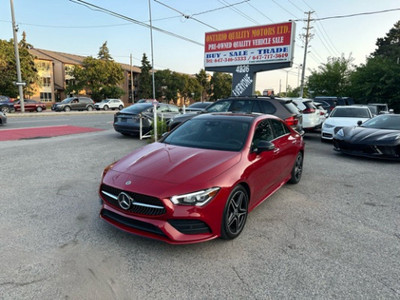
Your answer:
[168,96,304,135]
[0,96,15,114]
[52,97,95,112]
[114,103,180,136]
[314,96,354,113]
[333,114,400,160]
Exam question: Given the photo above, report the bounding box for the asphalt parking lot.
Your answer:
[1,126,399,299]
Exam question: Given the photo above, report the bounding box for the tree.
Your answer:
[138,53,153,99]
[210,72,232,100]
[66,43,124,101]
[372,20,400,59]
[307,55,354,97]
[0,35,39,98]
[348,21,400,112]
[98,41,112,60]
[195,69,210,101]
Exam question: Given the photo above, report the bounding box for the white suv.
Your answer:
[291,98,322,131]
[95,99,124,111]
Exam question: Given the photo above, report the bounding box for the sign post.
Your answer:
[204,22,296,97]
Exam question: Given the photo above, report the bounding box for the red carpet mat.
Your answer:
[0,125,103,141]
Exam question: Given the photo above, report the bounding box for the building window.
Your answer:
[66,79,75,87]
[42,77,51,87]
[40,92,52,101]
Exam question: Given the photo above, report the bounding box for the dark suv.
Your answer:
[52,97,95,112]
[0,96,15,113]
[168,96,304,135]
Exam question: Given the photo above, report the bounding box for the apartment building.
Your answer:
[28,48,141,104]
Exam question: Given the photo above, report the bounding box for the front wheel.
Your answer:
[36,106,43,112]
[288,152,303,184]
[87,106,93,111]
[118,105,123,110]
[103,105,109,111]
[64,106,71,112]
[220,185,248,240]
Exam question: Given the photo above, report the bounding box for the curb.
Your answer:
[7,110,116,118]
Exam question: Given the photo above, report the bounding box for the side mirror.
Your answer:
[256,141,275,154]
[357,120,362,126]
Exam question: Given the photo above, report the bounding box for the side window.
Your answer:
[270,119,289,138]
[259,101,277,114]
[251,120,273,151]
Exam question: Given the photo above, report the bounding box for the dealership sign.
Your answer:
[204,22,295,68]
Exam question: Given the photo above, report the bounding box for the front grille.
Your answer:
[101,184,166,216]
[322,132,333,138]
[335,141,400,158]
[168,219,211,234]
[101,209,166,237]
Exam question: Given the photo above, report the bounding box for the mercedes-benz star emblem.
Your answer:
[118,192,132,210]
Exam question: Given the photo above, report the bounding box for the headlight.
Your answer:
[336,128,344,137]
[323,123,335,128]
[101,161,118,179]
[171,187,220,206]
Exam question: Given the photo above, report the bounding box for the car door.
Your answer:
[269,119,298,181]
[70,98,80,110]
[245,119,281,209]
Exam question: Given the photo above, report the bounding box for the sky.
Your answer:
[1,0,399,94]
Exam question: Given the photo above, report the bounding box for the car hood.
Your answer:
[110,142,241,185]
[325,117,370,127]
[342,127,400,145]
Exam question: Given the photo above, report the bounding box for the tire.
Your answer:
[103,105,109,111]
[64,106,71,112]
[36,107,43,112]
[87,106,93,111]
[220,185,248,240]
[10,107,15,113]
[1,106,9,114]
[288,152,303,184]
[118,105,123,110]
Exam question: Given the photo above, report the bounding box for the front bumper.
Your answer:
[333,139,400,161]
[99,183,228,244]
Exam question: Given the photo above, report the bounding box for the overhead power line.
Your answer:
[192,0,250,17]
[218,0,259,24]
[294,7,400,21]
[69,0,204,46]
[154,0,218,30]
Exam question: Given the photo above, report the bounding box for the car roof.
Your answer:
[193,112,280,122]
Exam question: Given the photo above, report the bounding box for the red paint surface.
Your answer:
[0,125,103,141]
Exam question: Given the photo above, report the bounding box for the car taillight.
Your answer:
[320,111,325,115]
[285,116,298,126]
[303,108,316,114]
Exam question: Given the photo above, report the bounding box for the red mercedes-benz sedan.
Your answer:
[99,113,305,244]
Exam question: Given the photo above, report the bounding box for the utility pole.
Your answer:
[130,54,134,103]
[10,0,25,112]
[148,0,157,141]
[300,11,313,98]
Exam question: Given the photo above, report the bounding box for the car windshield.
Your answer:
[163,118,250,151]
[330,107,370,118]
[100,99,110,103]
[361,115,400,130]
